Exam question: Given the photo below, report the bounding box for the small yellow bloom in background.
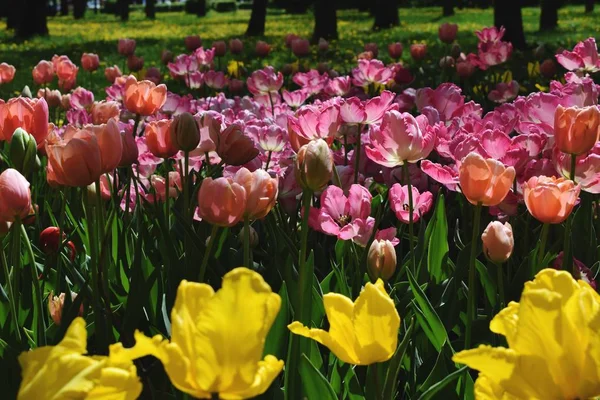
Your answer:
[227,60,245,79]
[17,317,142,400]
[453,268,600,400]
[288,279,400,366]
[110,267,284,399]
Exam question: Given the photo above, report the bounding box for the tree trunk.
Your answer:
[245,0,267,36]
[372,0,399,30]
[60,0,69,15]
[443,0,454,16]
[312,0,337,42]
[494,0,526,50]
[196,0,207,16]
[7,0,19,29]
[285,0,308,14]
[119,0,129,21]
[73,0,86,19]
[539,0,558,31]
[145,0,155,19]
[16,0,48,38]
[585,0,594,13]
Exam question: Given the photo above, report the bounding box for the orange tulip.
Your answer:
[90,101,120,124]
[458,152,515,206]
[232,168,278,220]
[45,121,121,187]
[554,105,600,155]
[197,177,247,227]
[0,97,49,145]
[123,75,167,116]
[0,63,16,84]
[145,119,178,159]
[523,176,580,224]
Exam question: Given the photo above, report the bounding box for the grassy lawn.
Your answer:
[0,5,598,92]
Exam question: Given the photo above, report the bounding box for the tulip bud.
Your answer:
[540,59,557,78]
[127,55,144,72]
[0,168,31,222]
[229,38,244,55]
[170,112,200,152]
[21,85,33,98]
[481,221,514,264]
[184,35,202,52]
[9,128,38,177]
[533,44,546,59]
[410,44,428,61]
[216,124,259,166]
[367,239,397,280]
[229,79,244,94]
[295,139,333,192]
[239,225,259,248]
[388,42,403,59]
[161,49,174,65]
[119,131,139,167]
[255,41,271,58]
[212,40,227,57]
[364,42,379,58]
[317,62,329,75]
[145,67,162,85]
[40,226,76,261]
[292,39,310,58]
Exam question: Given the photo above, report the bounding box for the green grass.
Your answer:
[0,5,598,94]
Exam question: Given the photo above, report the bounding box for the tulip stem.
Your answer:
[465,202,482,350]
[354,124,362,184]
[344,135,348,166]
[562,154,577,276]
[536,223,550,272]
[165,160,171,229]
[184,151,191,278]
[496,261,505,310]
[269,91,276,118]
[1,245,21,342]
[132,114,141,138]
[199,224,219,282]
[20,222,47,346]
[298,189,314,323]
[265,151,272,171]
[243,216,252,268]
[402,162,417,274]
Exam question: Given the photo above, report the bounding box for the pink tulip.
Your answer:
[366,110,436,167]
[247,66,283,96]
[168,54,198,77]
[37,88,62,108]
[194,47,215,67]
[293,70,329,95]
[0,97,49,145]
[438,23,458,44]
[253,124,287,153]
[339,91,396,125]
[416,83,466,122]
[352,59,394,87]
[69,87,94,110]
[212,40,227,57]
[0,169,31,222]
[324,76,352,96]
[282,89,309,108]
[197,177,247,227]
[232,168,278,220]
[81,53,100,72]
[229,38,244,55]
[204,71,228,90]
[118,38,136,56]
[488,81,520,104]
[291,38,310,57]
[54,56,78,91]
[309,184,374,244]
[48,291,82,326]
[389,183,433,224]
[388,42,403,59]
[553,143,600,194]
[475,27,512,69]
[184,35,202,51]
[149,171,182,202]
[256,41,271,57]
[288,103,340,143]
[0,63,16,84]
[90,101,120,124]
[32,60,55,85]
[104,65,122,83]
[556,38,600,73]
[184,71,204,90]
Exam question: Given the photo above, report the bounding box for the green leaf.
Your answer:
[427,194,449,284]
[263,283,290,360]
[475,260,496,308]
[382,318,415,400]
[417,366,468,400]
[406,268,448,352]
[299,354,337,400]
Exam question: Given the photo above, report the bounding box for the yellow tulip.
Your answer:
[110,267,284,399]
[17,317,142,400]
[288,279,400,365]
[453,268,600,399]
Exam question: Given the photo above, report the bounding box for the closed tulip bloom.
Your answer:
[0,169,31,222]
[481,221,514,263]
[0,97,49,145]
[458,152,515,206]
[80,53,100,72]
[104,65,122,83]
[17,318,142,399]
[366,110,436,167]
[216,124,259,166]
[233,168,278,220]
[197,177,247,227]
[32,60,55,85]
[292,38,310,57]
[0,63,16,84]
[295,139,333,192]
[389,184,434,223]
[118,38,136,56]
[119,130,139,167]
[522,176,580,224]
[438,23,458,44]
[124,75,167,116]
[127,55,144,72]
[364,42,379,58]
[454,268,600,400]
[145,119,178,159]
[184,35,202,51]
[45,130,103,187]
[229,38,244,54]
[212,40,227,57]
[388,42,403,59]
[410,44,428,61]
[289,279,400,365]
[367,239,397,281]
[39,226,76,261]
[255,40,271,57]
[55,58,78,91]
[110,268,283,399]
[555,105,600,155]
[48,291,81,325]
[90,101,120,124]
[37,88,62,108]
[170,112,200,152]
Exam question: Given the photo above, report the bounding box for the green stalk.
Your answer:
[265,151,273,171]
[243,215,251,268]
[496,262,505,310]
[183,151,191,278]
[402,162,417,274]
[353,124,362,184]
[536,223,550,272]
[20,222,47,346]
[199,224,219,282]
[465,202,482,350]
[1,247,21,342]
[131,114,141,138]
[563,153,577,275]
[165,161,171,229]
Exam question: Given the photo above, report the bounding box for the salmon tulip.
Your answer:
[554,105,600,155]
[197,177,247,227]
[0,97,49,145]
[458,152,515,206]
[522,176,580,224]
[124,75,167,116]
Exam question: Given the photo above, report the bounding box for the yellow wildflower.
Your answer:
[454,268,600,399]
[110,267,284,399]
[288,279,400,365]
[17,317,142,400]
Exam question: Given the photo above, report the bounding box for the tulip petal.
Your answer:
[288,321,359,365]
